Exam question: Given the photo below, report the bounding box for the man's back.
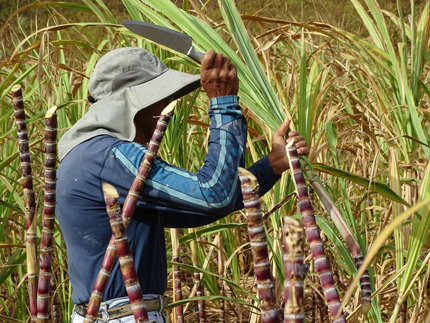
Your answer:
[56,135,168,304]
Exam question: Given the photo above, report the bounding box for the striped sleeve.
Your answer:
[109,95,247,215]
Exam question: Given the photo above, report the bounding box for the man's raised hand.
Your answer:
[200,50,239,98]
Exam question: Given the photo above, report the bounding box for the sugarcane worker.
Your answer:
[56,47,308,323]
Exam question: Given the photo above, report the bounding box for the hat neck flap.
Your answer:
[58,88,139,161]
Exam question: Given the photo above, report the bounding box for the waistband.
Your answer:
[73,295,167,321]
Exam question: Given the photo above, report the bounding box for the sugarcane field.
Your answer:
[1,0,430,322]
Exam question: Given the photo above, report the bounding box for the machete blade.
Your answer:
[123,20,204,63]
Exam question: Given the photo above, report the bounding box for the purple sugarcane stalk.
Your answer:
[102,183,149,322]
[51,276,61,323]
[400,300,407,323]
[283,216,305,323]
[218,235,225,322]
[37,106,58,322]
[304,163,371,313]
[238,168,280,323]
[85,102,176,322]
[84,243,116,322]
[194,272,206,323]
[171,229,184,323]
[179,245,193,286]
[190,231,206,323]
[12,85,38,321]
[286,140,346,322]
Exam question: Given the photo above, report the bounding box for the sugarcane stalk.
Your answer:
[286,140,346,322]
[51,276,61,323]
[84,243,116,323]
[238,167,280,323]
[12,85,38,321]
[194,270,205,323]
[283,216,305,323]
[121,100,175,226]
[179,244,193,286]
[36,106,58,322]
[85,102,176,322]
[171,228,184,323]
[102,183,149,322]
[190,229,206,323]
[218,235,225,322]
[400,300,407,323]
[311,286,317,322]
[302,160,371,313]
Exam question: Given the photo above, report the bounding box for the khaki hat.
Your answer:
[88,47,201,106]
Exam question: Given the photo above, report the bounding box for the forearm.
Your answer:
[194,95,247,211]
[227,155,281,212]
[248,155,281,196]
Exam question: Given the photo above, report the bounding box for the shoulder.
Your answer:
[60,135,132,168]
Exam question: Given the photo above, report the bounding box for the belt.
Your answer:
[74,296,167,320]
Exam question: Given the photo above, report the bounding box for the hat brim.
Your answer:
[130,69,201,110]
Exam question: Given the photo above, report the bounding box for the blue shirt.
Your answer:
[56,96,280,304]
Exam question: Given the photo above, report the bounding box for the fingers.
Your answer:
[285,130,309,156]
[220,56,234,80]
[287,134,304,143]
[275,118,290,138]
[201,50,227,72]
[295,140,306,148]
[222,56,230,70]
[201,50,216,72]
[228,63,237,80]
[297,147,309,156]
[212,52,224,69]
[288,130,299,138]
[219,57,230,81]
[200,50,239,98]
[291,137,309,156]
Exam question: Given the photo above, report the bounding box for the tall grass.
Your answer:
[0,0,429,322]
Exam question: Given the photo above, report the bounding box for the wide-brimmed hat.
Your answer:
[88,47,201,106]
[58,47,201,161]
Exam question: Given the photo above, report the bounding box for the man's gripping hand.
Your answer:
[200,50,239,99]
[268,118,309,176]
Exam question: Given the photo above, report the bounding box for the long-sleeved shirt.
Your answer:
[56,96,280,304]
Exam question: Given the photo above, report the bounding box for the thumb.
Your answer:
[275,118,290,137]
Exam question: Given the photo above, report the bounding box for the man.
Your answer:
[56,47,308,322]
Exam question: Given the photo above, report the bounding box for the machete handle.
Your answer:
[187,46,204,64]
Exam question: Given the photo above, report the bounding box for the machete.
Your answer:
[123,20,204,63]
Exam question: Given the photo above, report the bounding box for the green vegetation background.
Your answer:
[1,0,429,322]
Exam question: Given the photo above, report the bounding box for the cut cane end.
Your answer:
[102,182,119,197]
[238,167,259,190]
[285,139,295,149]
[12,84,22,93]
[161,100,177,115]
[283,216,301,227]
[361,300,371,314]
[45,106,58,118]
[238,167,257,180]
